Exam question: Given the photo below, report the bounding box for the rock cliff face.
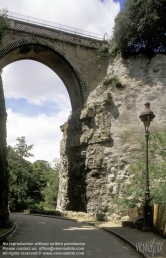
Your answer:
[0,73,8,226]
[57,54,166,213]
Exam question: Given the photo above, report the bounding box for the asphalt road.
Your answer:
[0,213,142,258]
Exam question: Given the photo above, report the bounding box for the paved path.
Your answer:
[0,213,142,258]
[92,222,166,258]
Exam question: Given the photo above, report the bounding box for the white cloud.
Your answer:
[2,61,71,108]
[7,108,70,163]
[3,61,71,163]
[1,0,120,163]
[1,0,120,35]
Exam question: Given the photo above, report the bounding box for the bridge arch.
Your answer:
[0,36,87,111]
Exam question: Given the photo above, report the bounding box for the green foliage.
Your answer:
[51,158,60,171]
[110,42,121,56]
[112,0,166,57]
[148,130,166,158]
[0,9,8,45]
[8,137,60,212]
[27,192,44,212]
[41,160,59,209]
[7,146,34,210]
[103,75,124,88]
[113,130,166,211]
[113,158,145,211]
[32,160,52,191]
[99,44,109,53]
[28,159,60,211]
[14,136,34,158]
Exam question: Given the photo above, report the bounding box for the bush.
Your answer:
[112,130,166,211]
[103,75,124,88]
[99,44,109,53]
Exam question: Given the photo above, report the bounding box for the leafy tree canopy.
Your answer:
[7,146,34,210]
[41,159,59,209]
[31,159,60,210]
[14,136,34,158]
[8,137,60,211]
[0,9,8,44]
[32,160,53,191]
[112,0,166,57]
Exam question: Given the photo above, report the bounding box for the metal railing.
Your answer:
[5,11,104,41]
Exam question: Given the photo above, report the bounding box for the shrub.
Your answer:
[99,44,109,53]
[103,75,124,88]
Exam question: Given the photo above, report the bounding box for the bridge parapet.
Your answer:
[7,12,105,48]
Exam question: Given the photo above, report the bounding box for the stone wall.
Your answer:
[57,54,166,213]
[1,29,108,219]
[1,31,108,110]
[0,73,8,227]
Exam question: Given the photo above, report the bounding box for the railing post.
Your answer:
[9,19,15,28]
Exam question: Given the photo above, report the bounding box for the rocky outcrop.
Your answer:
[57,54,166,213]
[0,72,8,227]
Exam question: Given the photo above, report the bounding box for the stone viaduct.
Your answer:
[1,13,166,226]
[0,13,108,225]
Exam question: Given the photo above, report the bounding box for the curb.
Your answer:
[0,221,16,242]
[102,228,150,258]
[5,213,152,258]
[82,221,149,258]
[24,213,149,257]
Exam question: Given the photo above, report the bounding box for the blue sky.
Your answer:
[1,0,122,162]
[101,0,125,6]
[114,0,126,9]
[5,98,61,116]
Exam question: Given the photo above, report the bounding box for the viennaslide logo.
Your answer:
[136,238,164,257]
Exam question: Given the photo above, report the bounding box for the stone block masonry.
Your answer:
[0,18,108,223]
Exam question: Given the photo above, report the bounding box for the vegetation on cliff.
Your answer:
[113,130,166,211]
[112,0,166,57]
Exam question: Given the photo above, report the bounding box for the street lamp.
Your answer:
[139,102,155,231]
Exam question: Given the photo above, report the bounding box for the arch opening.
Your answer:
[2,59,71,163]
[0,37,87,111]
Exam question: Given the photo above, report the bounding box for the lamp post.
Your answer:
[139,102,155,231]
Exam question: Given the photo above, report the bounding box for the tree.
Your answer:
[7,146,34,210]
[32,160,52,191]
[41,159,60,209]
[112,0,166,57]
[51,158,60,171]
[14,136,34,158]
[30,159,59,211]
[113,130,166,211]
[8,136,60,211]
[8,137,34,210]
[0,9,8,44]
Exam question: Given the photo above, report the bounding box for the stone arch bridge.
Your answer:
[0,13,109,225]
